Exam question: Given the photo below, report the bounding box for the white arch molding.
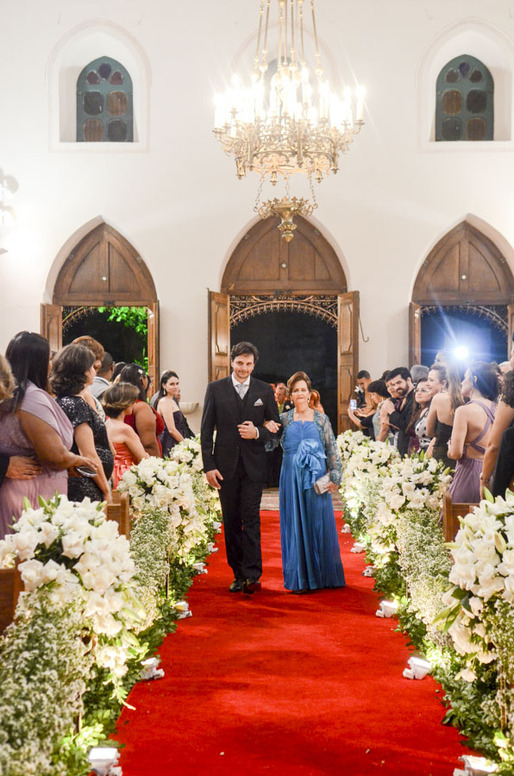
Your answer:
[41,218,160,388]
[409,214,514,365]
[416,17,514,148]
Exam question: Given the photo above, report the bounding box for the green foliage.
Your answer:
[98,306,148,371]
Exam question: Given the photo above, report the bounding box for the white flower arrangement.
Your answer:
[118,456,208,562]
[441,491,514,665]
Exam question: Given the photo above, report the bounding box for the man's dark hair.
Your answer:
[367,379,389,398]
[98,352,114,376]
[357,370,370,380]
[230,341,259,363]
[387,367,411,382]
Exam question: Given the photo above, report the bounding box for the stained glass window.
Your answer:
[77,57,133,142]
[436,55,493,141]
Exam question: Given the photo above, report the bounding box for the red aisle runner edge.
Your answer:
[115,510,472,776]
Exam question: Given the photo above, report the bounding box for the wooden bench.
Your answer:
[442,491,478,542]
[0,565,23,635]
[104,491,131,538]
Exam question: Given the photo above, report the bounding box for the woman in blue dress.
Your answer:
[269,371,345,594]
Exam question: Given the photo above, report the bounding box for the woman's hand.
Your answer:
[68,455,98,477]
[327,481,339,493]
[263,420,281,433]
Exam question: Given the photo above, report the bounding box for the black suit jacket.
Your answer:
[201,376,280,482]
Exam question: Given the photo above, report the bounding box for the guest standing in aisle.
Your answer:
[270,371,345,594]
[201,342,280,595]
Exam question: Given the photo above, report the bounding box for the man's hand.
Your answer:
[6,456,42,480]
[238,421,258,439]
[206,469,223,489]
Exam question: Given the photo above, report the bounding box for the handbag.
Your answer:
[313,474,331,495]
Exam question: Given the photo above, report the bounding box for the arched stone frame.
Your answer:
[409,215,514,365]
[210,215,359,432]
[41,218,159,388]
[416,18,514,147]
[46,19,151,148]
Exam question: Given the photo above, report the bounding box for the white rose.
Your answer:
[19,559,45,591]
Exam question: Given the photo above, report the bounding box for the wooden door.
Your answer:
[40,304,63,353]
[337,291,359,433]
[409,302,422,366]
[208,291,230,382]
[147,301,160,391]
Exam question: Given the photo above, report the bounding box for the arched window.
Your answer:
[77,56,133,142]
[436,55,494,141]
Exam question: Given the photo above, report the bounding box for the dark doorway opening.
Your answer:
[231,310,338,430]
[421,306,507,367]
[63,306,148,369]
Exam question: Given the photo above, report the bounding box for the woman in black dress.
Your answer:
[156,370,193,456]
[51,344,114,502]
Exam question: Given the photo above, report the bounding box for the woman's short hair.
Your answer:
[103,382,140,418]
[6,331,50,410]
[50,344,95,398]
[71,335,104,364]
[367,379,389,398]
[469,362,500,402]
[159,370,179,398]
[287,371,312,394]
[118,363,147,401]
[0,354,15,402]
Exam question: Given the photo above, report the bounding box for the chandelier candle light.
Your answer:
[214,0,364,240]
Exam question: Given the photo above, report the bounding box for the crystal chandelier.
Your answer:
[214,0,364,238]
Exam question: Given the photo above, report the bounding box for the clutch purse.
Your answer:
[313,474,331,495]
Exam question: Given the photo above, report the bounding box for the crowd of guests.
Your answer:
[0,331,193,540]
[347,353,514,505]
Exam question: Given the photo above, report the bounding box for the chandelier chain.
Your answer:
[214,0,364,239]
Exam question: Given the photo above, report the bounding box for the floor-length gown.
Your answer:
[279,413,345,591]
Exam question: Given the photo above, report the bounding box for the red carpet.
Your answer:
[115,511,471,775]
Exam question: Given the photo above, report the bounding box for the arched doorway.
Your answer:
[208,216,359,432]
[410,219,514,366]
[41,221,159,387]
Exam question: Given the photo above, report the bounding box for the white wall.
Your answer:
[2,0,514,430]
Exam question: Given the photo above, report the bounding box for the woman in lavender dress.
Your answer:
[0,332,96,539]
[448,362,499,504]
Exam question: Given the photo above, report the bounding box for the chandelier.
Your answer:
[213,0,364,238]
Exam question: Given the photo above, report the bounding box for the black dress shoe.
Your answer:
[229,579,243,593]
[242,579,262,595]
[292,588,310,595]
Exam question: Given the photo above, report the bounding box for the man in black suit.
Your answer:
[382,367,415,456]
[201,342,280,594]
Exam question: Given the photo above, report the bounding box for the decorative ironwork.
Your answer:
[62,306,95,332]
[421,304,508,333]
[230,294,338,327]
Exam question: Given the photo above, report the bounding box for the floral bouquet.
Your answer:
[118,456,208,562]
[0,494,141,678]
[440,490,514,667]
[168,436,222,528]
[339,438,399,538]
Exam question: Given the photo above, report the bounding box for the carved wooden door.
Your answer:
[208,291,230,382]
[40,304,63,353]
[409,302,422,366]
[337,291,359,433]
[146,302,160,391]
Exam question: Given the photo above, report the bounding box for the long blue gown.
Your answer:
[279,412,345,591]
